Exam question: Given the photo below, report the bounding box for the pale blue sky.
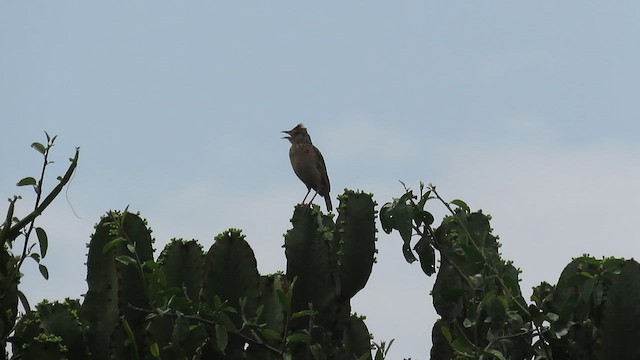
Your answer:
[2,2,640,358]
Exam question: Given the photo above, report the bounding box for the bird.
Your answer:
[282,124,333,212]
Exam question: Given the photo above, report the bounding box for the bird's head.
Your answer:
[282,124,312,144]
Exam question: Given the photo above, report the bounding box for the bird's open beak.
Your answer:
[281,130,291,140]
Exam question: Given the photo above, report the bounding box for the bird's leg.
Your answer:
[302,188,312,204]
[309,191,318,203]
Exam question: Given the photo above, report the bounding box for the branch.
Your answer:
[3,148,79,246]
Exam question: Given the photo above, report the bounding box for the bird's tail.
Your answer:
[325,195,333,212]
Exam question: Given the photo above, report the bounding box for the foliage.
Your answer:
[381,182,640,359]
[0,133,79,359]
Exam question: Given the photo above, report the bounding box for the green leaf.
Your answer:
[546,312,559,322]
[149,343,160,358]
[414,236,435,275]
[276,288,291,314]
[102,237,125,253]
[36,227,48,258]
[17,290,31,312]
[292,309,318,319]
[414,210,434,227]
[127,243,136,254]
[39,264,49,280]
[261,328,282,341]
[215,324,228,352]
[286,332,312,345]
[484,349,507,360]
[441,326,452,343]
[31,142,46,154]
[309,343,326,360]
[17,177,37,186]
[30,253,41,263]
[402,243,417,264]
[462,318,474,328]
[379,202,394,234]
[450,199,470,213]
[122,318,139,354]
[115,255,137,266]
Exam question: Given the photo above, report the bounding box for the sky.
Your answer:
[2,2,640,358]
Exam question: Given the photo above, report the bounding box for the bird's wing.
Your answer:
[314,145,330,194]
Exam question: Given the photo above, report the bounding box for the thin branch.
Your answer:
[4,148,79,246]
[17,140,53,268]
[129,304,284,355]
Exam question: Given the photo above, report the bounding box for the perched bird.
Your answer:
[282,124,333,212]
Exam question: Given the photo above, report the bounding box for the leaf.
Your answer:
[17,290,31,313]
[31,142,46,154]
[441,326,452,343]
[286,332,312,345]
[402,243,417,263]
[462,318,474,328]
[149,343,160,358]
[30,253,41,263]
[309,343,326,360]
[414,236,435,275]
[115,255,137,266]
[484,349,507,360]
[102,237,124,253]
[276,288,291,314]
[292,309,318,319]
[215,324,228,352]
[379,202,394,234]
[122,318,139,354]
[17,177,37,186]
[414,210,434,227]
[36,227,48,258]
[261,328,282,341]
[39,264,49,280]
[127,243,136,254]
[450,199,470,213]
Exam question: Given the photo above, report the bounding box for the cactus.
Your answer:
[532,256,640,359]
[78,214,120,360]
[80,210,154,360]
[146,239,206,359]
[333,190,376,301]
[200,229,260,357]
[284,205,338,329]
[342,315,373,359]
[597,260,640,359]
[12,189,379,359]
[158,239,204,302]
[0,246,18,357]
[12,299,89,360]
[284,190,377,359]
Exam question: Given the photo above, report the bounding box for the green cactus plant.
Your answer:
[333,191,377,301]
[284,205,338,330]
[283,190,377,359]
[200,229,261,357]
[145,239,207,359]
[11,189,380,360]
[0,247,18,356]
[12,299,88,360]
[80,210,154,360]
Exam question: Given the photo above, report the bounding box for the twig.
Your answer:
[5,148,79,246]
[16,140,53,268]
[129,304,284,355]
